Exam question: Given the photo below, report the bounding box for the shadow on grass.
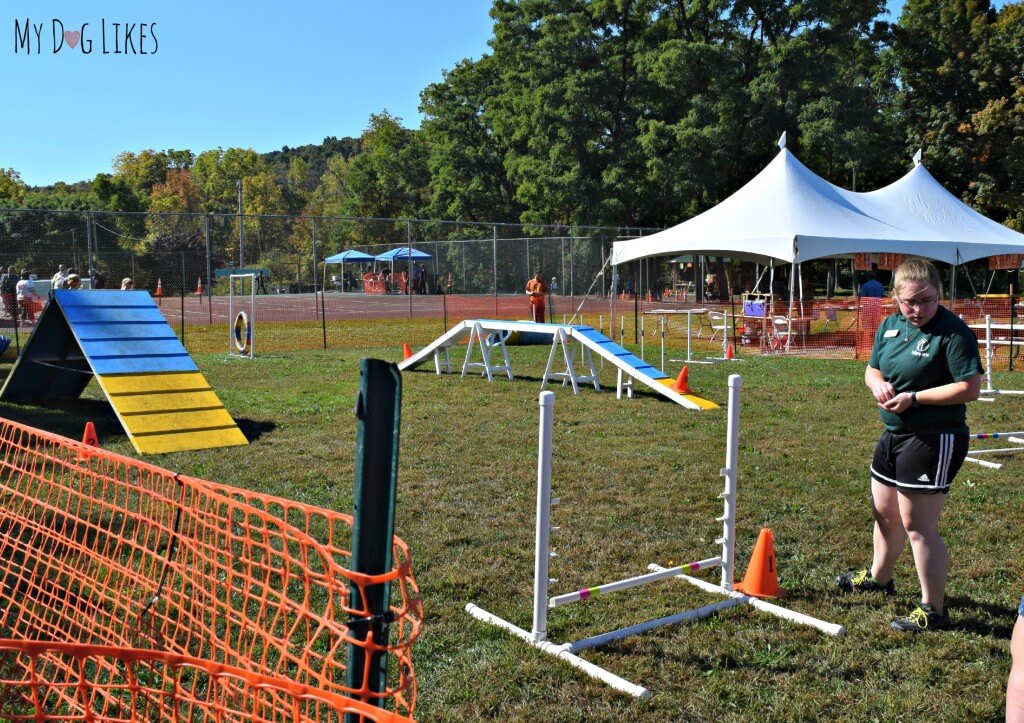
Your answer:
[947,595,1018,638]
[0,398,119,440]
[235,417,277,442]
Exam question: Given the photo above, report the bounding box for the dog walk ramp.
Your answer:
[399,319,717,410]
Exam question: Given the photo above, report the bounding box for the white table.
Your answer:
[645,308,708,364]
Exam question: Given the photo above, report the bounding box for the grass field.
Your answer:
[2,320,1022,721]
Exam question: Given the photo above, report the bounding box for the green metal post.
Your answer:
[346,358,402,716]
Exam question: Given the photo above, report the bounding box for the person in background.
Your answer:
[121,278,134,290]
[416,263,427,294]
[412,264,422,294]
[836,258,982,632]
[860,270,886,298]
[51,264,67,292]
[15,271,40,324]
[526,270,547,323]
[1009,595,1024,721]
[91,270,106,289]
[0,267,16,319]
[66,274,81,290]
[446,271,455,293]
[550,276,559,295]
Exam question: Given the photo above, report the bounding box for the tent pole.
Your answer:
[788,261,796,320]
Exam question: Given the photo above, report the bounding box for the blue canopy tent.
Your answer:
[375,247,432,262]
[375,247,433,294]
[324,249,376,292]
[325,250,376,263]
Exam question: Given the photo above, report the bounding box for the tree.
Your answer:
[341,112,430,244]
[112,149,173,197]
[0,168,27,206]
[421,55,523,223]
[191,147,268,214]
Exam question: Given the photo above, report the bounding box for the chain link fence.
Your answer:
[0,208,672,352]
[2,208,1017,366]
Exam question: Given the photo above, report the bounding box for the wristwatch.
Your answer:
[911,391,919,407]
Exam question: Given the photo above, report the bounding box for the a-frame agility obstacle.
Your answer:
[0,290,248,454]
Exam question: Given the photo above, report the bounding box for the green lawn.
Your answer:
[1,330,1021,722]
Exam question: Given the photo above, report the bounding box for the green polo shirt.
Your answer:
[867,305,983,433]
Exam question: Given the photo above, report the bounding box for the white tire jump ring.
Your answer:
[233,311,251,354]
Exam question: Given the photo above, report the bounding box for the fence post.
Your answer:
[85,212,94,283]
[312,217,320,318]
[346,358,402,716]
[407,220,413,318]
[205,214,212,323]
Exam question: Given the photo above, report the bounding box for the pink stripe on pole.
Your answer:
[579,589,590,601]
[689,561,701,571]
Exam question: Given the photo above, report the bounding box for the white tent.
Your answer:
[611,140,1024,267]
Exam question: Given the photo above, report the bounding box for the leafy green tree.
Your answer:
[191,147,267,214]
[420,55,523,223]
[341,112,430,244]
[112,149,173,197]
[0,168,27,206]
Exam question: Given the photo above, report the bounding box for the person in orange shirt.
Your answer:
[525,271,547,323]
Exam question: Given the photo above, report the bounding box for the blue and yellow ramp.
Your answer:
[0,290,248,454]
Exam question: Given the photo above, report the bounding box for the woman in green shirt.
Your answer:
[836,258,982,633]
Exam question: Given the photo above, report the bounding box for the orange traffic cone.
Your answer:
[726,343,735,360]
[154,277,163,305]
[673,365,691,394]
[196,276,203,294]
[403,342,414,360]
[734,527,785,598]
[81,421,99,447]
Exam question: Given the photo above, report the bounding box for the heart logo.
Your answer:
[64,30,80,49]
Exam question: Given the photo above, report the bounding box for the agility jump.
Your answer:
[229,273,256,358]
[465,375,843,698]
[971,315,1024,399]
[399,319,718,410]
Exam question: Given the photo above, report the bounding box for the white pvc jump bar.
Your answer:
[648,566,846,637]
[964,457,1003,469]
[549,557,722,608]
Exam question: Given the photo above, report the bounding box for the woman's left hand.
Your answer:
[879,392,914,413]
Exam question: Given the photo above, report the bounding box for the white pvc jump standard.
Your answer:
[465,375,843,699]
[972,315,1024,399]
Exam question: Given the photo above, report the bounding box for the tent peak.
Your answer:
[778,131,787,150]
[913,148,923,167]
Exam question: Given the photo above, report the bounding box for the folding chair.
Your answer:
[708,310,731,343]
[769,316,796,352]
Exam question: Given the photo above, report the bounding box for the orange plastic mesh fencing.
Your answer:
[634,297,1023,365]
[0,417,421,721]
[0,642,410,722]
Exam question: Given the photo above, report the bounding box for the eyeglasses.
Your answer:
[896,295,939,310]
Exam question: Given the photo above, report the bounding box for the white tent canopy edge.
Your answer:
[611,140,1024,268]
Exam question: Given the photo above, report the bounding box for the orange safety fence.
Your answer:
[0,642,409,722]
[0,417,421,721]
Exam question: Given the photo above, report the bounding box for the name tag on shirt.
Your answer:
[883,329,900,338]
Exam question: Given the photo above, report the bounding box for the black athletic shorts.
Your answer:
[870,429,969,495]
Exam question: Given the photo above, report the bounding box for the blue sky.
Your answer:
[0,1,1009,187]
[0,1,496,186]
